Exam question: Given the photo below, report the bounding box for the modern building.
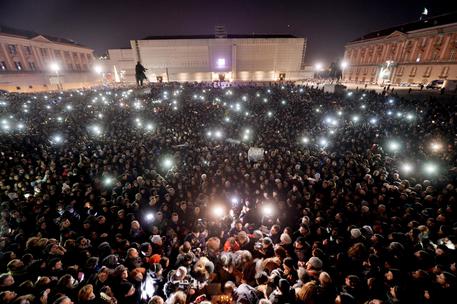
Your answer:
[0,25,97,92]
[343,12,457,85]
[103,30,308,83]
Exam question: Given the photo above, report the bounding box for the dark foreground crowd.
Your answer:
[0,82,457,304]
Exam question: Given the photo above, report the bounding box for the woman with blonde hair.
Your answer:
[78,284,96,303]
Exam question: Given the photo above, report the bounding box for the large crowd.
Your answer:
[0,82,456,304]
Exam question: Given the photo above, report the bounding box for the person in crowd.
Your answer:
[0,82,456,304]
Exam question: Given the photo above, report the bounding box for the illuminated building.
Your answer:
[104,28,307,83]
[343,12,457,85]
[0,25,96,92]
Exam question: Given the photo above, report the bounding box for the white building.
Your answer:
[0,25,97,92]
[104,33,307,83]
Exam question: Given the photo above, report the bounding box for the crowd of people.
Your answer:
[0,82,456,304]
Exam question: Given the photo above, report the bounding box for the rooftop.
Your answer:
[0,24,89,48]
[351,11,457,42]
[141,34,298,40]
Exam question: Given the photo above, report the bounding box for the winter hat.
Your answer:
[150,235,162,246]
[350,228,362,239]
[307,257,323,271]
[280,233,292,244]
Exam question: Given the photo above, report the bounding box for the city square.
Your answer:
[0,1,457,304]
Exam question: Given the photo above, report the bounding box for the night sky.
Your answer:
[1,0,457,64]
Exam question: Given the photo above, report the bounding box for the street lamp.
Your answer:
[50,63,61,90]
[314,62,323,71]
[340,61,348,69]
[94,65,103,74]
[340,61,348,83]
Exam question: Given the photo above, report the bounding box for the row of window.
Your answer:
[347,35,457,64]
[0,59,87,72]
[6,44,92,63]
[348,65,452,78]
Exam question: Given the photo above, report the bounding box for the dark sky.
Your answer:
[1,0,457,64]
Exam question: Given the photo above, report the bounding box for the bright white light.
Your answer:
[17,123,24,130]
[347,92,353,96]
[91,125,102,136]
[423,162,438,175]
[50,63,60,72]
[315,62,323,71]
[52,135,63,144]
[57,116,63,122]
[401,163,414,174]
[389,99,394,104]
[224,117,231,122]
[146,123,154,131]
[244,129,251,134]
[319,138,328,147]
[337,111,343,116]
[207,131,212,137]
[242,134,249,141]
[231,197,238,205]
[263,98,268,103]
[396,112,402,118]
[145,213,154,221]
[281,100,286,105]
[388,141,400,152]
[369,118,377,124]
[302,137,310,144]
[387,111,393,116]
[267,111,273,117]
[214,130,223,138]
[340,61,348,69]
[98,113,103,119]
[360,104,366,109]
[162,158,173,169]
[94,65,103,74]
[212,205,225,217]
[216,58,226,68]
[406,113,414,120]
[262,205,274,217]
[430,142,442,152]
[2,124,10,131]
[103,176,113,186]
[352,115,360,122]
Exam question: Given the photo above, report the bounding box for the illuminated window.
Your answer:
[450,49,456,61]
[424,66,432,77]
[440,66,449,77]
[28,62,37,71]
[14,61,23,71]
[409,66,417,77]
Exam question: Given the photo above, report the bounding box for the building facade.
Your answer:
[0,25,97,92]
[126,34,307,82]
[343,12,457,85]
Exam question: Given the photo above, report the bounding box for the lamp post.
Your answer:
[50,63,61,90]
[94,65,103,85]
[314,62,323,80]
[340,61,348,83]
